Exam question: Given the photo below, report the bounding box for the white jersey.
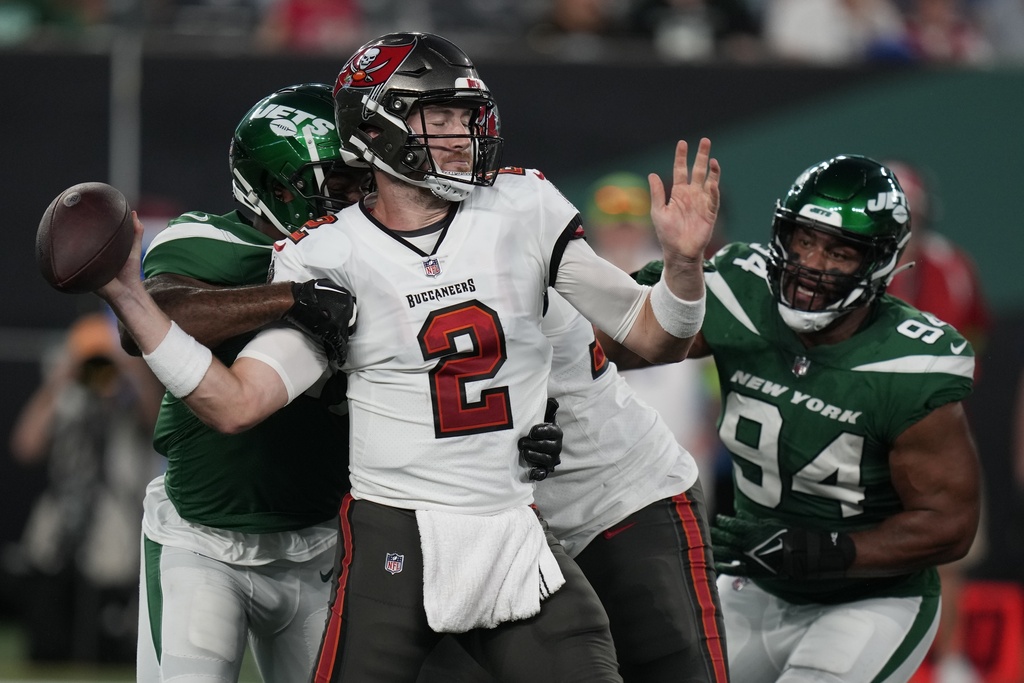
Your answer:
[534,291,700,556]
[262,169,604,515]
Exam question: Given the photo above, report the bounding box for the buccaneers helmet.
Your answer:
[230,83,367,237]
[767,155,911,332]
[332,32,503,202]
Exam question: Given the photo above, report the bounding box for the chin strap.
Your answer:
[885,260,916,286]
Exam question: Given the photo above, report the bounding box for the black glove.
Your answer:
[711,513,855,580]
[284,279,357,365]
[519,398,561,482]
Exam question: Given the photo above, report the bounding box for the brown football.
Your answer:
[37,182,134,293]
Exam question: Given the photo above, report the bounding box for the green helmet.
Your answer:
[767,155,911,332]
[229,83,366,237]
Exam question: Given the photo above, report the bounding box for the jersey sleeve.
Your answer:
[142,214,274,285]
[266,215,356,289]
[236,325,328,404]
[555,239,649,342]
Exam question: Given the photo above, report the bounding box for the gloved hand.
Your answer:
[284,279,357,365]
[519,398,561,482]
[711,513,855,580]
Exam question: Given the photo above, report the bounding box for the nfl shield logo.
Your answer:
[384,553,404,575]
[423,258,441,278]
[792,356,811,378]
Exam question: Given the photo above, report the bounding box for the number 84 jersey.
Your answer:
[703,242,974,601]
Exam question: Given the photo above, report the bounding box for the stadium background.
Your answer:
[0,45,1021,679]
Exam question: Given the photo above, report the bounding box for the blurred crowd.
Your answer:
[3,0,1024,65]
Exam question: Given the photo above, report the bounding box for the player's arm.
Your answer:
[120,274,295,356]
[712,400,980,580]
[847,400,981,576]
[98,214,331,434]
[622,138,717,361]
[558,139,718,364]
[594,327,711,371]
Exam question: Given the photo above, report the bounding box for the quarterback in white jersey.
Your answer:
[97,32,718,682]
[257,168,615,514]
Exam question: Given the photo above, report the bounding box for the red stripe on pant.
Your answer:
[673,491,729,683]
[314,493,356,683]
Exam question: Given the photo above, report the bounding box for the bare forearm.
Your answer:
[660,256,706,303]
[122,276,295,354]
[847,509,977,577]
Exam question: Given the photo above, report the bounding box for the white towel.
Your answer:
[417,506,566,633]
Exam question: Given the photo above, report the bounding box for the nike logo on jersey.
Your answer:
[950,340,968,355]
[602,522,637,540]
[320,569,333,583]
[181,212,209,222]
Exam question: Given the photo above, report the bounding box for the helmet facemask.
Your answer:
[230,83,364,237]
[398,97,503,201]
[334,33,504,203]
[768,212,907,332]
[766,155,911,333]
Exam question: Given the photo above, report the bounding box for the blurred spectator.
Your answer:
[254,0,363,54]
[902,0,994,63]
[8,311,162,663]
[885,160,991,359]
[585,172,662,272]
[629,0,765,62]
[0,0,107,46]
[583,171,722,509]
[762,0,908,63]
[977,0,1024,63]
[885,159,990,683]
[527,0,626,61]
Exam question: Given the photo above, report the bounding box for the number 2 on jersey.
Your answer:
[418,300,513,438]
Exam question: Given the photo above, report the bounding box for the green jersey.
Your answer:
[638,242,974,604]
[143,210,348,533]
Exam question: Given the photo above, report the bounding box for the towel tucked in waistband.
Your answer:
[416,506,565,633]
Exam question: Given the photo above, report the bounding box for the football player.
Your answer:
[605,155,981,683]
[130,83,366,683]
[98,32,718,682]
[419,284,730,683]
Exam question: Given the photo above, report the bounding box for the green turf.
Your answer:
[0,620,261,682]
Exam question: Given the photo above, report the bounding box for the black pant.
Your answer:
[313,495,622,683]
[417,483,729,683]
[574,482,729,682]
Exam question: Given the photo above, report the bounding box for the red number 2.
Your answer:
[418,300,512,438]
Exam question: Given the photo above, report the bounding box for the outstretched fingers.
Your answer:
[673,139,691,189]
[690,138,711,187]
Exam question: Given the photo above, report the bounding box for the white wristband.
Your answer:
[650,277,706,339]
[143,322,213,398]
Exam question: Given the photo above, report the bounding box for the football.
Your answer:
[36,182,134,293]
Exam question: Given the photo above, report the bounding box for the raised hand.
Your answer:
[649,138,720,267]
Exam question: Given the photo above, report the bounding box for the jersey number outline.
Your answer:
[719,392,866,518]
[418,300,513,439]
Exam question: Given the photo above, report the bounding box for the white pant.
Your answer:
[138,536,336,683]
[717,574,940,683]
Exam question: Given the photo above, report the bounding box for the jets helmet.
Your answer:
[332,32,503,202]
[767,155,911,332]
[230,83,366,237]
